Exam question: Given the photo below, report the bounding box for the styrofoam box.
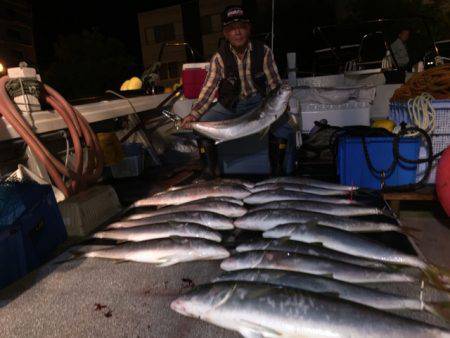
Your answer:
[300,102,371,133]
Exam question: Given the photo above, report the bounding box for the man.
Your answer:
[390,28,410,70]
[181,5,295,177]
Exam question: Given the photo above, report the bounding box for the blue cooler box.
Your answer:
[337,136,420,189]
[0,182,67,289]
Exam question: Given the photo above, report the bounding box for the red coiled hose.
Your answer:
[0,75,104,197]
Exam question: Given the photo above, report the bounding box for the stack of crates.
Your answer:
[0,182,67,289]
[389,100,450,183]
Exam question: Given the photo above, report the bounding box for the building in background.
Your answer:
[138,0,240,87]
[0,0,36,68]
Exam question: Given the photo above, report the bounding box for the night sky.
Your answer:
[31,0,338,75]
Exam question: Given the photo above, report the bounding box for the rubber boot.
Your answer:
[198,138,217,179]
[269,136,287,177]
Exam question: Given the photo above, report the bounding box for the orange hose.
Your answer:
[0,75,104,197]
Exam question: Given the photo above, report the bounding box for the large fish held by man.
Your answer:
[191,85,292,143]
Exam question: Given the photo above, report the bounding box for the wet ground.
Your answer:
[1,176,450,337]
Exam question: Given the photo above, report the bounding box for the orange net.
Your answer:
[391,65,450,102]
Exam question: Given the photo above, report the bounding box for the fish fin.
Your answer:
[156,257,177,267]
[399,226,421,241]
[239,329,263,338]
[246,286,277,300]
[424,265,450,291]
[53,250,85,265]
[259,126,270,140]
[304,220,319,227]
[239,319,282,337]
[114,259,130,265]
[319,273,334,279]
[321,292,340,298]
[424,301,450,321]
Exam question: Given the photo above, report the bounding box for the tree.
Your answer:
[44,30,136,99]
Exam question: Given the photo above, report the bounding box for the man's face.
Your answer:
[223,22,251,49]
[399,30,410,43]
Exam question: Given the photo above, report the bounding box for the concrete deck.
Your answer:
[1,198,450,337]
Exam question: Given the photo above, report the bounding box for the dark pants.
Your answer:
[199,94,297,174]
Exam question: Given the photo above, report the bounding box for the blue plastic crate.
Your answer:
[389,100,450,135]
[338,136,420,189]
[0,183,67,289]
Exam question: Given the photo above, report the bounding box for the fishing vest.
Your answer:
[217,39,268,110]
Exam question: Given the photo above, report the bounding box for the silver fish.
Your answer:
[251,182,346,196]
[220,250,417,283]
[191,85,292,143]
[171,282,450,338]
[256,177,358,191]
[251,200,385,217]
[264,223,427,269]
[213,269,449,315]
[129,184,250,207]
[235,238,387,269]
[125,200,247,219]
[93,222,222,242]
[244,189,359,205]
[108,211,234,230]
[170,178,254,190]
[75,237,229,266]
[234,209,401,232]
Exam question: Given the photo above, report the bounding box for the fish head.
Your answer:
[194,241,230,260]
[265,84,292,114]
[171,283,236,319]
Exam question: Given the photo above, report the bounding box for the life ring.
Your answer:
[436,146,450,216]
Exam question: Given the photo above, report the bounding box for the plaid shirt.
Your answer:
[191,42,282,118]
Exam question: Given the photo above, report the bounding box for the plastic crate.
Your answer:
[110,143,144,178]
[389,100,450,134]
[338,136,421,189]
[416,134,450,183]
[0,183,67,289]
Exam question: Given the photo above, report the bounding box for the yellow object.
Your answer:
[120,80,130,91]
[164,87,173,94]
[128,77,142,90]
[372,119,396,132]
[97,132,124,165]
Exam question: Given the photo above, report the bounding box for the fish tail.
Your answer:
[424,301,450,321]
[424,265,450,291]
[400,226,421,241]
[53,250,86,265]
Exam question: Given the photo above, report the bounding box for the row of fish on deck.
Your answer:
[69,177,450,337]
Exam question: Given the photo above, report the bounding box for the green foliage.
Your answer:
[43,30,136,99]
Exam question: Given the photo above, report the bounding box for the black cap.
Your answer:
[221,6,250,28]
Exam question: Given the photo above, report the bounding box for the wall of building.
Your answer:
[138,5,186,87]
[0,0,36,68]
[138,1,241,86]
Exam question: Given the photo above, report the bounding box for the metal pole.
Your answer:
[271,0,275,49]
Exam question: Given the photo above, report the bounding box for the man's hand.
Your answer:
[180,114,198,129]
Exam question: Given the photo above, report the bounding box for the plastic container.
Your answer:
[389,100,450,134]
[110,143,144,178]
[416,135,450,184]
[182,63,209,99]
[0,182,67,289]
[300,102,371,133]
[338,136,421,189]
